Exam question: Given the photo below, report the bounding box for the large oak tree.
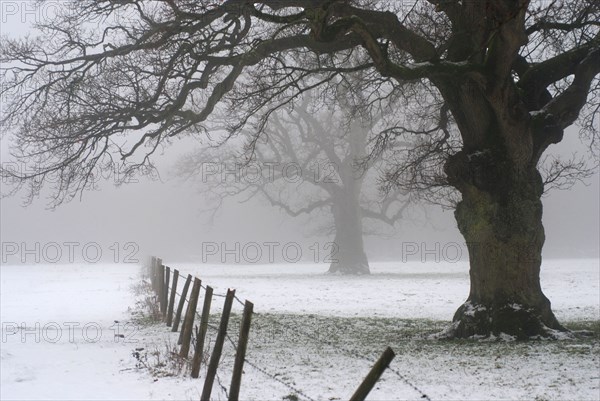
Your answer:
[1,0,598,338]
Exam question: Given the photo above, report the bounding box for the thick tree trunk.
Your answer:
[327,192,370,275]
[444,151,566,339]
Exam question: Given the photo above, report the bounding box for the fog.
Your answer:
[1,127,598,265]
[0,4,598,266]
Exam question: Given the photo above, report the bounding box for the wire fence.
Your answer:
[145,258,431,401]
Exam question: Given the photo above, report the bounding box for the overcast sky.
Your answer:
[1,2,598,266]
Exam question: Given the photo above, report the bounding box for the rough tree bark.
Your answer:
[437,70,571,338]
[445,149,565,338]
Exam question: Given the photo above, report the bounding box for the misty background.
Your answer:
[1,128,598,265]
[0,2,598,265]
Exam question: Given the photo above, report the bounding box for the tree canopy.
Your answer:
[3,0,596,204]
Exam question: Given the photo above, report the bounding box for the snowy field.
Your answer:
[1,259,599,401]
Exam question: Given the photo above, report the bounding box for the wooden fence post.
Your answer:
[157,258,165,314]
[150,256,157,291]
[167,269,179,327]
[228,300,254,401]
[153,257,161,294]
[163,266,171,321]
[172,274,192,333]
[179,278,201,358]
[154,257,161,294]
[191,285,213,378]
[178,277,195,345]
[201,289,235,401]
[348,347,396,401]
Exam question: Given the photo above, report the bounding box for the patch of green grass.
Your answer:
[564,320,600,337]
[246,313,600,364]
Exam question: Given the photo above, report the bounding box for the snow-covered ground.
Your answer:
[1,259,599,400]
[173,259,600,322]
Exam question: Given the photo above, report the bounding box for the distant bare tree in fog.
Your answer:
[2,0,598,338]
[179,86,410,274]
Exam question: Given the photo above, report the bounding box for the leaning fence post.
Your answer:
[178,277,196,345]
[201,289,236,401]
[191,285,213,378]
[163,266,171,321]
[152,256,160,294]
[228,300,254,401]
[348,347,396,401]
[155,257,162,294]
[179,277,201,358]
[157,259,165,314]
[150,256,157,291]
[173,274,192,333]
[166,269,179,327]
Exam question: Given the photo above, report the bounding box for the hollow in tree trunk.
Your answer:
[444,150,566,339]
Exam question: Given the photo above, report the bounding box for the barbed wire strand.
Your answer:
[243,358,318,401]
[215,370,230,400]
[249,312,431,401]
[222,331,318,401]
